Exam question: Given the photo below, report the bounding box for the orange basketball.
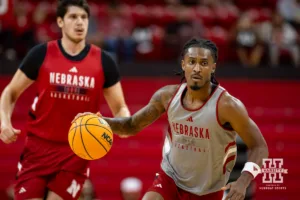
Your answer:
[68,114,113,160]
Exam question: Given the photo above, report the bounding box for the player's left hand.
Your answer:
[221,181,247,200]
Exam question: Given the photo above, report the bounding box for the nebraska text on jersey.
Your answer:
[50,72,95,88]
[171,122,210,139]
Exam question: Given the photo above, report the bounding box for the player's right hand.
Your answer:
[0,123,21,144]
[72,112,102,123]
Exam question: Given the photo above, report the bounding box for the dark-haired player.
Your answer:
[79,38,269,200]
[0,0,130,199]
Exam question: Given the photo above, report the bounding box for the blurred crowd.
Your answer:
[0,0,299,67]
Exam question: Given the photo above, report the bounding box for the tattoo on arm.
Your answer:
[103,88,166,136]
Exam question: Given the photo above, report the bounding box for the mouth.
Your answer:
[191,75,203,81]
[75,28,84,34]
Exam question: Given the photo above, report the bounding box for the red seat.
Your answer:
[256,8,272,22]
[214,6,237,29]
[131,4,151,27]
[235,0,264,10]
[97,4,109,18]
[208,26,229,62]
[194,6,215,27]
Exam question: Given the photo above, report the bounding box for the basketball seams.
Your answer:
[71,121,77,151]
[85,116,110,152]
[79,116,94,160]
[84,124,108,153]
[69,115,113,160]
[85,117,113,135]
[70,124,113,135]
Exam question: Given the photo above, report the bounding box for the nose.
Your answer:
[193,64,201,72]
[76,17,84,25]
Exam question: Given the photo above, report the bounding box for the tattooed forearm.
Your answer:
[103,116,135,136]
[103,104,162,136]
[103,88,166,136]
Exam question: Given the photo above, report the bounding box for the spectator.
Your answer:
[13,1,36,58]
[33,2,60,43]
[87,6,103,47]
[278,0,300,30]
[99,2,136,62]
[0,1,35,60]
[231,14,264,67]
[260,12,299,67]
[164,0,203,56]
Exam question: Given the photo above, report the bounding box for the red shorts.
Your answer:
[148,170,224,200]
[14,133,89,200]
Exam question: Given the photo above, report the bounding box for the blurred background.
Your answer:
[0,0,299,199]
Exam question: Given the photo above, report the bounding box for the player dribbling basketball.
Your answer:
[78,38,269,200]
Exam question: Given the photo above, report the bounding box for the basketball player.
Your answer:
[78,38,269,200]
[0,0,130,199]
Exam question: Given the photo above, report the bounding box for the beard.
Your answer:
[189,79,211,91]
[190,83,201,91]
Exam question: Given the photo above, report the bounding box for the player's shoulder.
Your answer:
[218,91,246,113]
[156,84,180,102]
[28,42,48,54]
[150,84,180,106]
[159,84,180,96]
[21,42,48,64]
[101,49,114,59]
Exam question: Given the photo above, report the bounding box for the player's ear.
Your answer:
[212,63,216,74]
[57,17,63,28]
[181,59,185,71]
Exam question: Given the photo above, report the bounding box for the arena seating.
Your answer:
[4,0,295,63]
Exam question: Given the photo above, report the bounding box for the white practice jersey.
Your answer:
[161,83,237,196]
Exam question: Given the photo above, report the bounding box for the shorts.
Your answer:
[148,169,224,200]
[14,133,89,200]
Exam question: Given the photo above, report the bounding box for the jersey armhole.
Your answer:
[216,90,235,132]
[166,84,183,114]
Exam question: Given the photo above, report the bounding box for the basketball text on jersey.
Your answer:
[49,72,95,102]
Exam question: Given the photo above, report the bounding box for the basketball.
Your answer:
[68,114,113,160]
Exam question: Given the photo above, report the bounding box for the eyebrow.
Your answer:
[68,13,87,16]
[187,56,208,60]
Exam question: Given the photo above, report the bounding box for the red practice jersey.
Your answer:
[19,40,120,142]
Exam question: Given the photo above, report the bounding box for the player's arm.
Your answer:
[0,70,34,143]
[103,85,176,136]
[101,51,130,117]
[0,43,46,144]
[219,92,269,199]
[103,82,130,117]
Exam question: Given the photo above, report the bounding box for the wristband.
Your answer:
[241,162,261,178]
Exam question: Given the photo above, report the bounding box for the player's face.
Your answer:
[57,6,89,43]
[181,47,216,90]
